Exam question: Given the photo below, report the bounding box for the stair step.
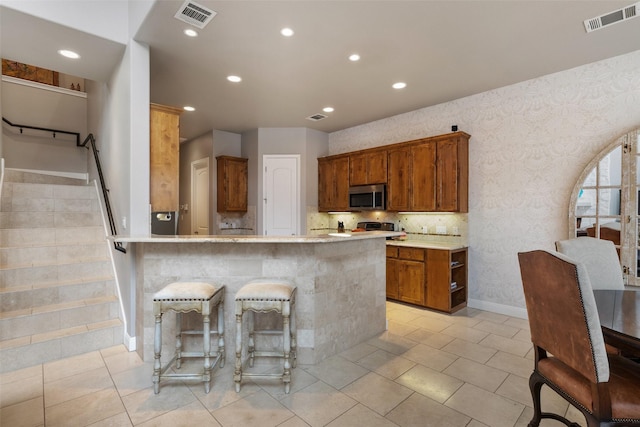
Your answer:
[0,295,119,341]
[0,241,108,269]
[0,173,122,374]
[0,226,105,247]
[3,169,87,186]
[0,211,103,229]
[1,181,97,201]
[0,318,123,373]
[0,276,115,312]
[0,258,112,288]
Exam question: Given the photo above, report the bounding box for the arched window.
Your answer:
[569,128,640,286]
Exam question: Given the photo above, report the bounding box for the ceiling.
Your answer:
[3,1,640,141]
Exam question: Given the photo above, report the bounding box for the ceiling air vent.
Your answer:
[174,1,217,29]
[584,2,639,32]
[306,113,328,122]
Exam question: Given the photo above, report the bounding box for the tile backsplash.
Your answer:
[306,207,467,245]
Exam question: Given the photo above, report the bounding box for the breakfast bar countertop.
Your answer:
[113,230,402,243]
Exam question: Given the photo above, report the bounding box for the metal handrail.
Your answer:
[79,134,126,253]
[2,116,125,253]
[2,117,80,145]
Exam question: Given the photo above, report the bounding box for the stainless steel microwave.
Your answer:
[349,184,386,210]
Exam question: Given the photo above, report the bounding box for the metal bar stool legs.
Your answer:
[234,280,297,393]
[152,282,225,394]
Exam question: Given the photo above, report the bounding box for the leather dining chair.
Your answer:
[555,237,624,290]
[518,250,640,427]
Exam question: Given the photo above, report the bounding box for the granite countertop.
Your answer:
[112,230,403,244]
[386,240,468,250]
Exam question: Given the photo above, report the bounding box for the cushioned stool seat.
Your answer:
[152,282,225,394]
[234,280,297,393]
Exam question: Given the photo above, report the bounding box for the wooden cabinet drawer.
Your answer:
[398,247,425,261]
[386,246,399,258]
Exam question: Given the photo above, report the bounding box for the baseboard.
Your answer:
[124,333,136,352]
[468,298,528,319]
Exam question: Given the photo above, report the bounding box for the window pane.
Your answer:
[582,168,597,188]
[576,188,596,217]
[599,146,621,187]
[598,188,621,216]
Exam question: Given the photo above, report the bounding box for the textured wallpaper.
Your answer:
[329,50,640,315]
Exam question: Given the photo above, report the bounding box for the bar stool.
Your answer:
[234,280,297,393]
[152,282,225,394]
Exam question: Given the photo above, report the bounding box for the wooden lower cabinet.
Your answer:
[386,245,467,313]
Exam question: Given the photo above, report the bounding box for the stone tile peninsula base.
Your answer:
[116,232,395,365]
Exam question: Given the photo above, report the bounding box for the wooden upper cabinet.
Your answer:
[318,155,349,212]
[150,103,182,212]
[217,156,248,213]
[387,142,435,211]
[318,131,469,213]
[349,150,387,185]
[387,147,411,211]
[410,142,437,211]
[437,134,469,212]
[387,132,469,213]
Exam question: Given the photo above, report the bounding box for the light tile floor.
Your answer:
[0,301,587,427]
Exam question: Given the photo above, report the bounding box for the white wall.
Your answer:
[2,79,87,173]
[304,128,329,209]
[243,128,328,235]
[84,39,150,347]
[329,50,640,317]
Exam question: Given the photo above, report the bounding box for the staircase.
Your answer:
[0,169,123,373]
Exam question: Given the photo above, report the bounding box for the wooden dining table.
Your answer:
[593,289,640,357]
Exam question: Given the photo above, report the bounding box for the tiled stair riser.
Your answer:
[0,172,123,373]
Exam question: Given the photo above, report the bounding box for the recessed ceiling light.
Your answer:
[392,82,407,89]
[349,54,360,62]
[183,106,195,112]
[281,27,294,37]
[323,107,334,113]
[184,28,198,37]
[227,75,242,83]
[58,49,80,59]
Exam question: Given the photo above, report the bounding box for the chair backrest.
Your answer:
[555,237,624,290]
[517,250,609,383]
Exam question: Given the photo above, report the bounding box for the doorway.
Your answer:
[263,155,300,236]
[191,157,209,235]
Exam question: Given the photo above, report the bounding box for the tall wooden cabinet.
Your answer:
[150,103,182,212]
[318,155,349,212]
[386,244,468,313]
[216,156,248,212]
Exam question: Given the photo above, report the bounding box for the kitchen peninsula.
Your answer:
[115,231,400,365]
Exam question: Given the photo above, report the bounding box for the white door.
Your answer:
[264,155,300,236]
[191,157,209,235]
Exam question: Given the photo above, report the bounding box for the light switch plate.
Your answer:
[436,225,447,234]
[422,226,428,234]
